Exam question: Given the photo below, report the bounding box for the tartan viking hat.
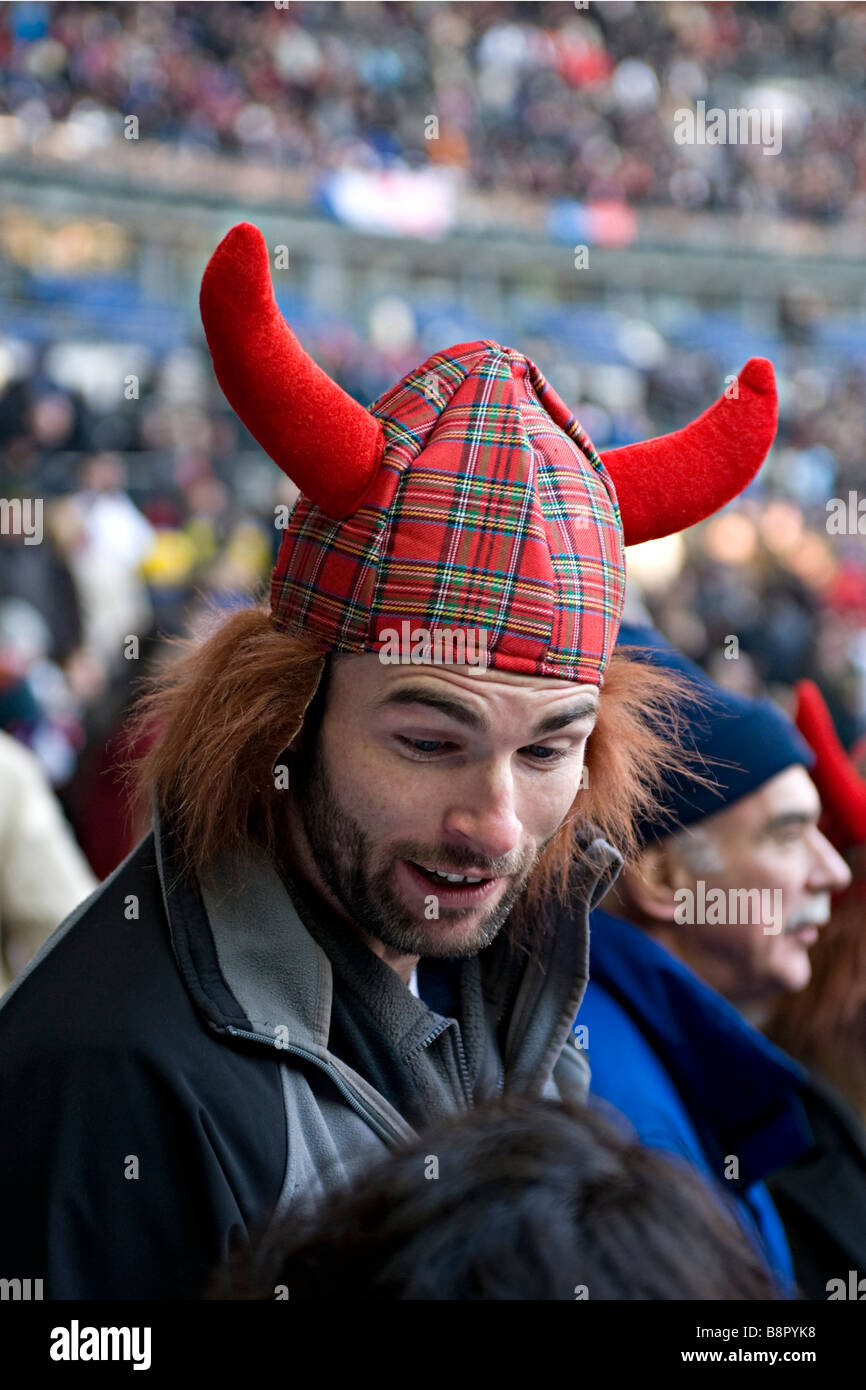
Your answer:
[200,222,778,686]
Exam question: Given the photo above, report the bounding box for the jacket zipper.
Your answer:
[418,1019,451,1049]
[416,1018,473,1108]
[224,1025,407,1147]
[454,1032,473,1106]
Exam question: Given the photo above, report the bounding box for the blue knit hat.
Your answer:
[618,622,815,846]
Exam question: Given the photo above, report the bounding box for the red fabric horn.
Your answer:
[602,358,777,546]
[795,679,866,852]
[200,222,385,520]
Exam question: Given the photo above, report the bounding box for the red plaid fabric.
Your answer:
[269,340,625,685]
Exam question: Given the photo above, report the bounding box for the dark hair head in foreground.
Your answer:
[215,1096,781,1301]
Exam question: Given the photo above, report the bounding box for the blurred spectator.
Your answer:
[579,623,851,1297]
[0,504,81,662]
[0,727,96,994]
[64,451,155,670]
[0,596,85,785]
[765,680,866,1299]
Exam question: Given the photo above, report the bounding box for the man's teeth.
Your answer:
[419,865,485,884]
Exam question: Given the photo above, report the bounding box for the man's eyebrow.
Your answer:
[762,810,817,834]
[531,699,598,737]
[378,686,598,737]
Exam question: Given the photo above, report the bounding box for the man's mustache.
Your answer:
[393,842,534,879]
[785,894,832,932]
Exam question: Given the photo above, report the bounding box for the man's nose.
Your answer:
[809,828,852,895]
[441,764,523,864]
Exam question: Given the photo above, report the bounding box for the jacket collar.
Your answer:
[588,908,813,1185]
[154,801,622,1104]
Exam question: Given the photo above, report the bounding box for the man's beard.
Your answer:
[293,735,539,959]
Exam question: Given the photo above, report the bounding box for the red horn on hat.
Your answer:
[200,222,385,520]
[795,678,866,852]
[601,358,777,546]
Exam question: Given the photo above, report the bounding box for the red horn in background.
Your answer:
[602,357,777,546]
[795,679,866,852]
[200,222,386,520]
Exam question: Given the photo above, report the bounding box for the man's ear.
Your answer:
[620,844,682,924]
[271,723,306,778]
[282,656,331,769]
[273,726,305,777]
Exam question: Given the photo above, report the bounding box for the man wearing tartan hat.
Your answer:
[0,221,778,1300]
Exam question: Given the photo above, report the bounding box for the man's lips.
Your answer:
[786,922,821,943]
[399,859,505,907]
[414,859,493,881]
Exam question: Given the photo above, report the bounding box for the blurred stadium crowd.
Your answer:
[2,0,866,217]
[0,0,865,881]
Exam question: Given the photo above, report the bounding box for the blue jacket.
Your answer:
[578,909,814,1292]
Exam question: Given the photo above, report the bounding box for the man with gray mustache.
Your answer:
[577,618,851,1295]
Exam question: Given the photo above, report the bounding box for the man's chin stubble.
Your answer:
[361,875,530,959]
[293,734,536,958]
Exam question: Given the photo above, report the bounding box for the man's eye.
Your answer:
[524,745,567,762]
[396,738,569,762]
[397,737,450,754]
[776,828,804,845]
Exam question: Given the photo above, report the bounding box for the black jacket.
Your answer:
[0,809,620,1299]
